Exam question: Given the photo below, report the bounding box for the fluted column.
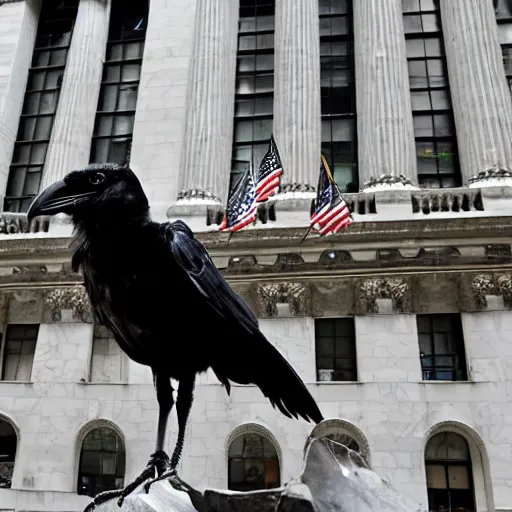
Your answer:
[170,0,238,218]
[273,0,320,202]
[440,0,512,187]
[0,0,40,208]
[42,0,111,188]
[353,0,418,191]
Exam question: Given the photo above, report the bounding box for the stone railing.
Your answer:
[0,213,49,234]
[342,192,376,215]
[411,188,484,215]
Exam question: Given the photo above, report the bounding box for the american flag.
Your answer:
[219,164,257,232]
[255,135,283,203]
[311,155,352,236]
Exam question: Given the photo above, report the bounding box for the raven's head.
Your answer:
[27,164,149,224]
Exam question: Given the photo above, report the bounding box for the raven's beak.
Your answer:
[27,180,95,221]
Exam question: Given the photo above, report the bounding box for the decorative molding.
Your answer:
[362,174,418,192]
[44,286,92,322]
[258,282,307,317]
[468,166,512,188]
[357,278,410,314]
[176,189,222,204]
[472,273,512,308]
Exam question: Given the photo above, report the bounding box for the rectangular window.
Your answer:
[231,0,275,190]
[417,314,468,381]
[89,1,148,166]
[320,0,358,193]
[0,325,39,381]
[4,1,79,213]
[90,325,126,383]
[315,318,357,382]
[403,0,461,189]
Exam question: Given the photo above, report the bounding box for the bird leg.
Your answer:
[84,375,175,511]
[113,373,175,507]
[143,374,195,494]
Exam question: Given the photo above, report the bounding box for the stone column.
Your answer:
[167,0,239,232]
[41,0,111,235]
[42,0,111,188]
[353,0,418,191]
[130,0,199,223]
[0,0,41,208]
[440,0,512,187]
[272,0,320,226]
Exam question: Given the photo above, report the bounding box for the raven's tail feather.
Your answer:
[213,330,324,425]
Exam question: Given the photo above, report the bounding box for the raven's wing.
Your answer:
[163,220,323,424]
[164,220,259,334]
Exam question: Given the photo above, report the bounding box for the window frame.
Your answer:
[403,0,461,189]
[417,314,468,382]
[0,324,39,382]
[77,427,126,497]
[320,0,358,192]
[425,432,476,512]
[4,1,79,213]
[89,2,148,166]
[227,432,281,492]
[315,317,357,382]
[231,0,276,187]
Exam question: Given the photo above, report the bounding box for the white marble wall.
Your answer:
[0,313,511,510]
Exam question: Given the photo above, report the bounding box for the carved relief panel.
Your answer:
[356,278,411,315]
[257,282,309,317]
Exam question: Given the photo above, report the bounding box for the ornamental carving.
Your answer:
[44,286,92,322]
[258,282,307,317]
[472,273,512,308]
[358,278,410,314]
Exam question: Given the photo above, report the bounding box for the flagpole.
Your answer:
[300,225,313,244]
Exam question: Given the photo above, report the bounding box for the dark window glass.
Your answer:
[425,432,476,512]
[4,1,79,213]
[403,0,461,189]
[320,0,357,193]
[0,419,17,489]
[1,325,39,381]
[417,314,468,381]
[77,428,125,497]
[89,0,148,166]
[231,0,275,188]
[315,318,357,382]
[228,433,280,491]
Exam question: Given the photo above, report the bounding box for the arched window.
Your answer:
[0,418,17,488]
[425,432,476,512]
[228,433,280,491]
[77,427,125,497]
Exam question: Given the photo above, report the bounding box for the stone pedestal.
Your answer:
[441,0,512,187]
[353,0,418,191]
[167,0,238,231]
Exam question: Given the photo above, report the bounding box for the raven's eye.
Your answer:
[89,172,105,186]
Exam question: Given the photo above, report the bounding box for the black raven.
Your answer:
[27,164,324,510]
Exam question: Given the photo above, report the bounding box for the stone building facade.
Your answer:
[0,0,512,511]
